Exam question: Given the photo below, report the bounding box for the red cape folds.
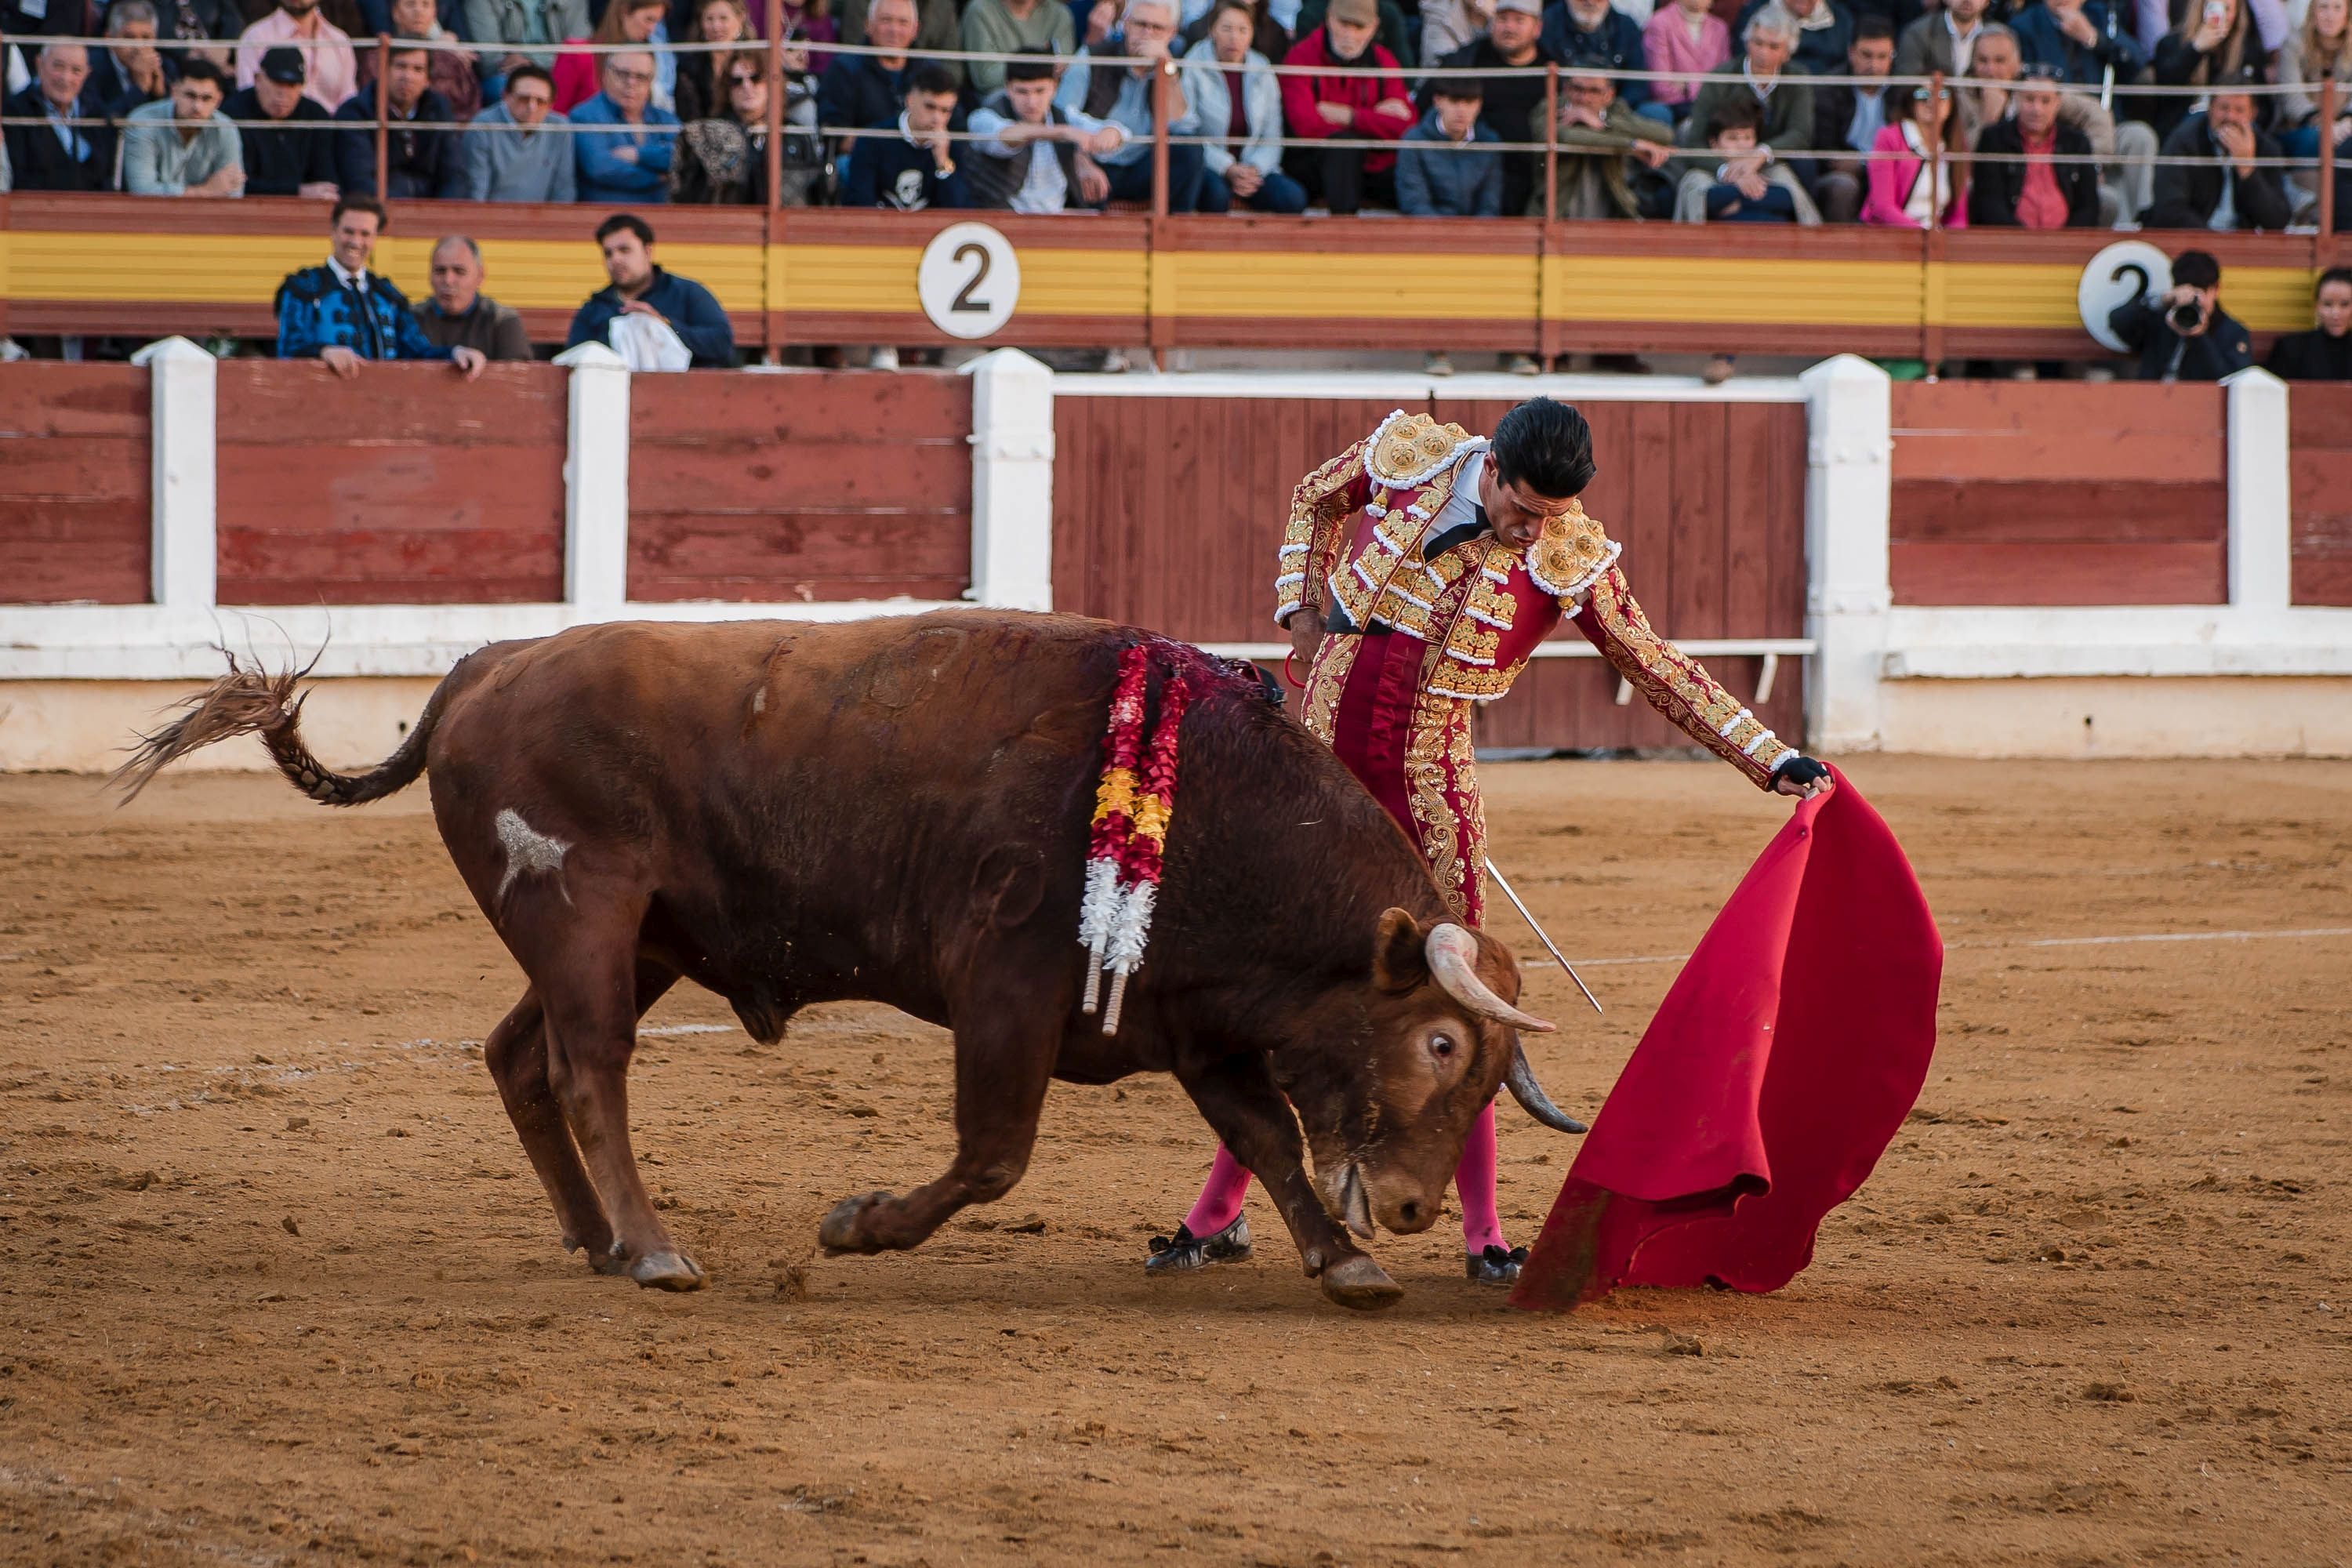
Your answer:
[1511,768,1942,1312]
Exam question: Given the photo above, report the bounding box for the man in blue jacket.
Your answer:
[564,213,737,368]
[2011,0,2142,88]
[1395,78,1502,216]
[572,49,679,205]
[275,196,488,379]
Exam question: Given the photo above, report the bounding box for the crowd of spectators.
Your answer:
[4,0,2350,378]
[3,0,2345,228]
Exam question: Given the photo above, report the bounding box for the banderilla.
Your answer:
[1483,858,1604,1016]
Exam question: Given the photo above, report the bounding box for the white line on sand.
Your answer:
[1521,925,2352,973]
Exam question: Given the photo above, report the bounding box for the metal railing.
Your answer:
[1,27,2339,234]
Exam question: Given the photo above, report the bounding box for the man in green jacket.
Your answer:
[1530,69,1673,220]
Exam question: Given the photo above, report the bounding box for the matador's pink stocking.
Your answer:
[1183,1099,1507,1254]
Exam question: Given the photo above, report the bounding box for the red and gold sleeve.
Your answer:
[1571,565,1795,790]
[1275,437,1374,627]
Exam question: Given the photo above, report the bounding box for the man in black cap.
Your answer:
[224,45,339,198]
[2109,249,2252,383]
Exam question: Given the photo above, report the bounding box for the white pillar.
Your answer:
[130,336,216,610]
[555,342,633,610]
[961,347,1056,612]
[1800,354,1893,755]
[2223,365,2291,612]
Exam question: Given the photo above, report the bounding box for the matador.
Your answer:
[1146,397,1833,1285]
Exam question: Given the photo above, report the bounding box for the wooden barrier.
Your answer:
[0,194,2333,363]
[214,361,568,604]
[626,370,973,602]
[0,364,149,606]
[1051,392,1809,751]
[1889,381,2228,606]
[2290,383,2352,608]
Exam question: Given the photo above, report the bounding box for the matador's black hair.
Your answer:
[1489,397,1596,501]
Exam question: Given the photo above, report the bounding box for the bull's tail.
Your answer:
[113,651,448,808]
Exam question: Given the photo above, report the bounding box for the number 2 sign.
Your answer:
[916,223,1022,340]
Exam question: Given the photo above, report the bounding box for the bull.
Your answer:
[118,612,1579,1310]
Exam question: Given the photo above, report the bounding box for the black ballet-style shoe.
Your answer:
[1465,1244,1527,1286]
[1143,1215,1254,1274]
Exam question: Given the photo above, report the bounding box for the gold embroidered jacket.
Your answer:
[1275,410,1796,789]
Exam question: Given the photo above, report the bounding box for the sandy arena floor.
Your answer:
[1,755,2347,1566]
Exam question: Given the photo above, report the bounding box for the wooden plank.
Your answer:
[1669,401,1729,641]
[627,510,968,592]
[217,445,564,528]
[1893,479,2227,543]
[214,362,568,446]
[2288,384,2352,448]
[2292,551,2352,608]
[1761,403,1809,646]
[1890,540,2227,605]
[627,441,969,517]
[0,436,151,503]
[216,528,564,605]
[0,500,149,604]
[629,371,971,445]
[1891,379,2228,438]
[0,363,149,437]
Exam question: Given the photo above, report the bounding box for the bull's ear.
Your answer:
[1370,907,1428,993]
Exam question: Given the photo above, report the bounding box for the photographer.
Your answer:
[2107,249,2253,382]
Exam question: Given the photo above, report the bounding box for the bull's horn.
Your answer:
[1506,1044,1589,1136]
[1424,924,1555,1034]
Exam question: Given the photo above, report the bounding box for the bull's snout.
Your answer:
[1367,1169,1441,1236]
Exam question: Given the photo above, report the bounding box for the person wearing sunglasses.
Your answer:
[672,54,826,203]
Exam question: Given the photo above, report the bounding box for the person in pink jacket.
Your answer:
[1861,79,1968,227]
[1642,0,1730,124]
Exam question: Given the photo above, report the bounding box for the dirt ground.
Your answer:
[2,755,2347,1567]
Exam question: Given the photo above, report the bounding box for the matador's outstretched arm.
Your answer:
[1572,565,1800,792]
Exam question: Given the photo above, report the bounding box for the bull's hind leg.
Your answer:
[483,989,615,1265]
[818,982,1058,1255]
[535,946,702,1291]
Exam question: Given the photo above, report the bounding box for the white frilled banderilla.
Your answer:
[1076,645,1193,1036]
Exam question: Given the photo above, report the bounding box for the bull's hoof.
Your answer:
[1318,1254,1403,1311]
[819,1191,895,1254]
[629,1251,706,1291]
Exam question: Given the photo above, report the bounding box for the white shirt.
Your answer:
[326,255,369,292]
[1944,12,1983,73]
[1900,118,1948,225]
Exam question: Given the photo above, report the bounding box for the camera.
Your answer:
[2168,299,2206,332]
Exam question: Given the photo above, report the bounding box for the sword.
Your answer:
[1484,858,1604,1016]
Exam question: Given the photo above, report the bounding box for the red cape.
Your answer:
[1512,768,1942,1311]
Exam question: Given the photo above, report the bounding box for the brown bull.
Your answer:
[119,612,1573,1310]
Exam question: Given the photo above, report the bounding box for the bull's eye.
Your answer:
[1430,1033,1457,1059]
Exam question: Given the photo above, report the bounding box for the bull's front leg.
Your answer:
[1177,1054,1403,1312]
[818,996,1057,1257]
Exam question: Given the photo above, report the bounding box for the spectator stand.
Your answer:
[0,32,2343,365]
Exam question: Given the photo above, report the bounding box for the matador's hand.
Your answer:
[1287,608,1325,670]
[1773,756,1833,798]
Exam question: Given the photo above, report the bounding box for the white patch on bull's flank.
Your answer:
[751,688,767,715]
[495,809,572,907]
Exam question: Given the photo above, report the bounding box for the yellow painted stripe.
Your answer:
[777,243,1144,318]
[1167,251,1540,320]
[5,231,766,313]
[1542,256,1924,326]
[2,227,2325,335]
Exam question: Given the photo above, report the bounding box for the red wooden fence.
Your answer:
[2290,383,2352,607]
[626,371,973,603]
[1051,394,1810,753]
[213,361,568,604]
[0,365,149,605]
[1889,382,2228,606]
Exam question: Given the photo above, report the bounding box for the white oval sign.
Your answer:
[917,222,1022,340]
[2078,241,2174,354]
